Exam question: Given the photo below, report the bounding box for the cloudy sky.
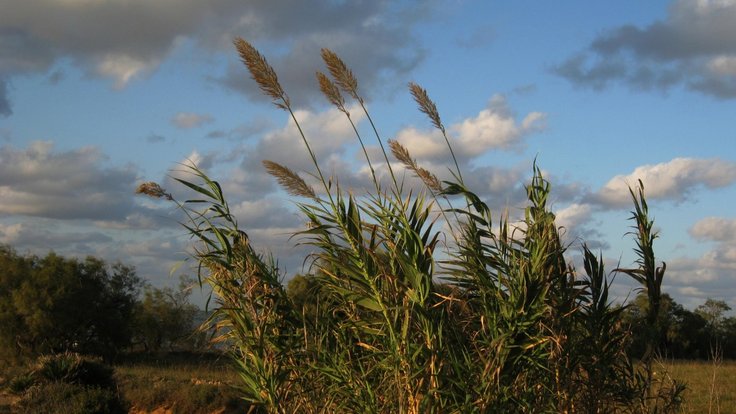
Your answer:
[1,0,735,310]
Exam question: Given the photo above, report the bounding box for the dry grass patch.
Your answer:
[666,360,736,414]
[113,353,248,414]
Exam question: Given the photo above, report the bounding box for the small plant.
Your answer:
[34,352,115,388]
[139,39,683,413]
[7,371,35,394]
[16,382,127,414]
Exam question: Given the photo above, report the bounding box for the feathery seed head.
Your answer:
[417,167,442,193]
[234,37,290,110]
[389,139,415,169]
[409,82,444,133]
[262,160,316,199]
[388,140,442,192]
[316,71,347,114]
[135,182,173,200]
[321,48,360,101]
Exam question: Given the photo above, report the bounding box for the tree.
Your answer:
[132,276,200,352]
[0,245,142,360]
[696,298,731,336]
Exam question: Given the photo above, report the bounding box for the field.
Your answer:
[112,353,248,414]
[117,358,736,413]
[665,360,736,414]
[2,354,735,413]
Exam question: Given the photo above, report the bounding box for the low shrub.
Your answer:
[16,382,127,414]
[35,352,115,388]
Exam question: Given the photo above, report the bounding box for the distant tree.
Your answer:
[286,273,323,321]
[0,244,142,360]
[695,298,731,336]
[132,275,200,352]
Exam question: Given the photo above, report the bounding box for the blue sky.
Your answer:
[1,0,735,309]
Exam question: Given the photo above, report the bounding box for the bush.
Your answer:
[7,353,124,414]
[35,352,115,389]
[0,247,142,360]
[7,372,35,394]
[16,382,127,414]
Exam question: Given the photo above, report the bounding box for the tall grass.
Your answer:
[138,39,684,413]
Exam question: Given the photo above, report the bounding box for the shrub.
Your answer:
[35,352,115,389]
[16,382,126,414]
[138,39,684,413]
[7,372,35,394]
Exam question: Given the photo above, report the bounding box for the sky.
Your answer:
[1,0,735,310]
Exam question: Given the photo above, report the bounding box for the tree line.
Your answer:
[0,244,201,362]
[1,242,733,363]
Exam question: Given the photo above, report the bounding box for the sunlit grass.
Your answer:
[667,360,736,414]
[113,353,246,414]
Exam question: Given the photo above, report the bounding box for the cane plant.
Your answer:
[137,38,684,413]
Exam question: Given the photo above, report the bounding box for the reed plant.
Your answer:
[138,39,684,413]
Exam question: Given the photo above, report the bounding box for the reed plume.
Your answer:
[262,160,316,199]
[389,139,442,193]
[409,82,444,134]
[234,37,290,110]
[317,71,347,114]
[135,181,172,200]
[321,48,360,101]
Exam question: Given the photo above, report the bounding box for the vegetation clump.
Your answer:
[136,39,689,413]
[6,353,126,414]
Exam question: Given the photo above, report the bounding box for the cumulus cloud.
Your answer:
[0,220,112,254]
[0,141,140,220]
[171,112,214,129]
[0,0,429,116]
[689,216,736,242]
[217,2,427,107]
[554,0,736,98]
[394,95,546,163]
[555,203,594,234]
[588,158,736,208]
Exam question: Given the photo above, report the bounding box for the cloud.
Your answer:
[0,141,139,220]
[0,220,112,254]
[588,158,736,208]
[394,95,546,163]
[690,217,736,242]
[554,0,736,98]
[555,203,594,234]
[0,78,10,116]
[216,2,428,107]
[171,112,214,129]
[1,0,430,116]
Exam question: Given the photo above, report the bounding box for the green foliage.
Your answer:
[16,382,126,414]
[137,39,688,413]
[7,371,36,394]
[132,275,201,352]
[0,247,143,360]
[34,352,115,389]
[8,353,125,414]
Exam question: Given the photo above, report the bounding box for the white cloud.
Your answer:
[171,112,214,129]
[689,217,736,241]
[591,158,736,208]
[555,0,736,98]
[0,0,431,115]
[0,141,139,220]
[394,95,545,163]
[96,54,154,89]
[555,203,594,233]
